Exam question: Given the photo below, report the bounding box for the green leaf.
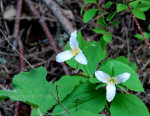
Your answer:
[93,27,106,34]
[111,20,119,26]
[89,77,100,84]
[80,0,97,15]
[105,1,112,9]
[148,24,150,32]
[32,75,87,115]
[110,94,149,116]
[98,11,104,15]
[71,110,105,116]
[97,17,107,27]
[52,83,106,116]
[83,9,99,23]
[106,11,117,21]
[84,0,97,4]
[103,32,112,42]
[49,75,87,101]
[100,36,107,50]
[95,83,106,90]
[80,4,86,16]
[100,59,144,91]
[135,32,150,41]
[116,84,127,92]
[132,8,146,20]
[116,56,137,72]
[116,3,127,12]
[66,31,106,78]
[0,67,87,116]
[0,67,50,115]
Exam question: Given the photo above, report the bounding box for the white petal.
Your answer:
[106,82,116,102]
[69,31,79,50]
[114,73,130,84]
[56,50,74,62]
[75,50,87,65]
[95,71,111,83]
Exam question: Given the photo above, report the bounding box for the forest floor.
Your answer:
[0,0,150,115]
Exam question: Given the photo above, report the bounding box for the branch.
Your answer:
[43,0,75,36]
[125,0,150,48]
[14,1,23,115]
[49,90,71,115]
[0,30,33,69]
[24,0,70,75]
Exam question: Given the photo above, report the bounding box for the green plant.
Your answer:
[0,0,149,116]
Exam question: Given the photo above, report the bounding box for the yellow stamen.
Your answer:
[70,47,80,55]
[106,79,111,85]
[107,77,117,85]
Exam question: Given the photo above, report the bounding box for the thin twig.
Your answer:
[56,85,60,101]
[43,0,75,36]
[125,0,150,48]
[13,0,23,40]
[0,29,33,69]
[24,0,70,75]
[49,90,71,115]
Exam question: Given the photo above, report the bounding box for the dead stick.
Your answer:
[14,0,23,116]
[43,0,75,36]
[125,0,150,48]
[49,90,71,115]
[24,0,70,75]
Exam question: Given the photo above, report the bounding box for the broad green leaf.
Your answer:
[83,9,99,23]
[103,32,112,42]
[105,1,112,9]
[111,20,119,26]
[110,94,149,116]
[100,60,144,91]
[32,75,87,115]
[49,75,87,102]
[129,0,150,8]
[89,77,99,84]
[97,17,107,27]
[129,0,141,7]
[139,7,149,12]
[66,31,106,78]
[52,83,106,116]
[116,3,127,12]
[0,67,50,115]
[116,56,137,71]
[93,27,106,34]
[106,11,117,21]
[0,67,87,116]
[71,110,105,116]
[132,8,146,20]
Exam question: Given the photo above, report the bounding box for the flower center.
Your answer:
[107,77,117,85]
[70,47,80,55]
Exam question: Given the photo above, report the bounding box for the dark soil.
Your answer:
[0,0,150,115]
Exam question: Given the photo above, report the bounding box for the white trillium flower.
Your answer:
[56,31,87,65]
[95,71,130,102]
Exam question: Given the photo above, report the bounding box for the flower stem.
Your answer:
[83,65,93,78]
[105,102,110,112]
